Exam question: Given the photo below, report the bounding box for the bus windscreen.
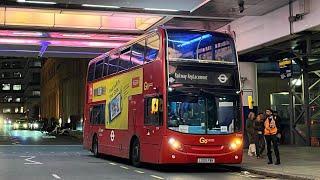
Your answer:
[167,92,241,135]
[167,30,236,65]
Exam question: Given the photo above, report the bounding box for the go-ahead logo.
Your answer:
[218,74,228,83]
[199,137,215,144]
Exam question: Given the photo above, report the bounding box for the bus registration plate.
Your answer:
[197,158,215,163]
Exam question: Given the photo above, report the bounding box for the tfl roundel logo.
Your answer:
[218,74,228,83]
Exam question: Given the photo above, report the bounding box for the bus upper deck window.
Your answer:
[119,47,132,71]
[94,60,104,80]
[103,57,109,77]
[145,34,160,62]
[131,40,145,67]
[87,63,95,82]
[108,53,119,75]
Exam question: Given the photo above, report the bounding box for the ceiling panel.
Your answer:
[54,13,101,29]
[18,0,207,11]
[1,7,163,33]
[0,44,104,58]
[191,0,291,17]
[5,8,55,27]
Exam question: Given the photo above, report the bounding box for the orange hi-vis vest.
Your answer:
[264,118,277,135]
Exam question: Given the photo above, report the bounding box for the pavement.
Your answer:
[239,145,320,180]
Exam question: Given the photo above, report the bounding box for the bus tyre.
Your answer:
[131,138,141,167]
[92,135,100,158]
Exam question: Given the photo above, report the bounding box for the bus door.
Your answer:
[140,96,164,163]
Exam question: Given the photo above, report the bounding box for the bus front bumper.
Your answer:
[159,137,243,164]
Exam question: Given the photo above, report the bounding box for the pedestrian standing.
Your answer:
[246,112,256,156]
[273,111,282,144]
[254,112,265,158]
[264,109,281,165]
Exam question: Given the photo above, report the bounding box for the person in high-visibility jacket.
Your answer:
[264,109,281,165]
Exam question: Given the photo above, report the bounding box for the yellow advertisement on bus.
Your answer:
[92,68,143,130]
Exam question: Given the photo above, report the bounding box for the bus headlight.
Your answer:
[229,138,242,150]
[23,123,28,129]
[168,138,183,151]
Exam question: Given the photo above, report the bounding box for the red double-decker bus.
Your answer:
[83,27,243,166]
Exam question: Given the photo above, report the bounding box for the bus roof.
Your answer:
[88,27,232,65]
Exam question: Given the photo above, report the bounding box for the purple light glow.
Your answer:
[49,32,136,41]
[48,40,123,48]
[0,30,44,37]
[0,38,40,45]
[0,30,136,41]
[0,37,124,48]
[0,49,102,55]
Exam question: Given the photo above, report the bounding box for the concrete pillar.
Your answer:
[239,62,258,112]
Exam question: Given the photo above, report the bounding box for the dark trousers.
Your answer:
[254,134,265,157]
[265,135,280,163]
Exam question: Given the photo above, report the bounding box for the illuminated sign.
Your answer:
[279,58,292,79]
[171,70,233,86]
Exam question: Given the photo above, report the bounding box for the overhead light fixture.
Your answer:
[292,79,302,86]
[109,36,121,39]
[82,4,120,9]
[17,0,57,4]
[144,8,179,12]
[62,34,91,38]
[12,32,43,37]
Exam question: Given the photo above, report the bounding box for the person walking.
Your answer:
[264,109,281,165]
[254,112,265,158]
[246,111,256,156]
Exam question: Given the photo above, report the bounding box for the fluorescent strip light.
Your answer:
[144,8,179,12]
[17,0,57,4]
[62,34,91,38]
[13,32,43,37]
[82,4,120,8]
[109,36,121,39]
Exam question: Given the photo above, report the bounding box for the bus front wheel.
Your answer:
[131,138,141,167]
[92,135,100,157]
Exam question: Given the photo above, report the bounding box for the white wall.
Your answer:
[239,62,258,106]
[293,0,320,32]
[219,0,320,53]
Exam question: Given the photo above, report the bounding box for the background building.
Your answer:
[0,57,41,122]
[24,59,42,120]
[41,58,88,128]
